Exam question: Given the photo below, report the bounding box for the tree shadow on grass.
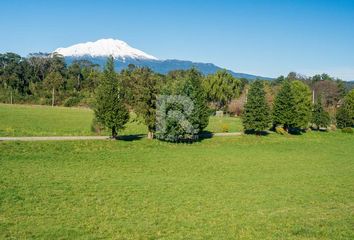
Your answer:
[116,134,145,141]
[198,130,214,140]
[287,128,304,135]
[244,130,270,136]
[153,131,215,144]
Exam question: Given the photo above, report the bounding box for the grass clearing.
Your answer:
[0,104,243,136]
[0,132,353,239]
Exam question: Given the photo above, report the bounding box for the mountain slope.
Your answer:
[56,38,272,80]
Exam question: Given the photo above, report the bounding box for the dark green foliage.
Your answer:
[336,89,354,128]
[345,89,354,124]
[184,69,210,131]
[271,80,312,132]
[336,104,352,129]
[94,56,129,138]
[122,67,161,139]
[156,68,209,142]
[272,80,297,130]
[0,52,102,105]
[312,95,330,130]
[64,96,82,107]
[242,80,271,133]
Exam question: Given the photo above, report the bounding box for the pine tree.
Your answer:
[336,89,354,128]
[94,56,129,138]
[336,103,351,129]
[273,80,297,130]
[242,80,271,133]
[291,80,312,129]
[312,95,330,130]
[184,68,209,132]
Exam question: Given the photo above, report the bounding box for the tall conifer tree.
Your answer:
[312,95,330,130]
[94,56,129,138]
[273,80,297,130]
[242,80,271,133]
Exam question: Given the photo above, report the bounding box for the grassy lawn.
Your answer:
[1,132,353,239]
[0,104,243,136]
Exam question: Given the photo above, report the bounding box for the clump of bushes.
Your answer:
[341,127,353,134]
[64,96,81,107]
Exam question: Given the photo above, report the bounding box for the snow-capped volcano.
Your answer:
[54,38,271,80]
[54,38,158,60]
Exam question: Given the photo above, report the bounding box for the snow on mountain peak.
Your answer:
[54,38,158,60]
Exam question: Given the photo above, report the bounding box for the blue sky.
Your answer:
[0,0,354,80]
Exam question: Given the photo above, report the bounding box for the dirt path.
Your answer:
[0,132,243,142]
[0,136,110,141]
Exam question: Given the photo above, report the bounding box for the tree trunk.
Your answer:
[52,87,55,107]
[111,127,117,139]
[77,74,80,90]
[147,131,154,139]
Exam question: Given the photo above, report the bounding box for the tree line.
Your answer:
[1,53,353,141]
[243,79,354,134]
[0,52,100,106]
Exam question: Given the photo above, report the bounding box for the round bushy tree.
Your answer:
[242,80,271,133]
[94,56,129,138]
[156,69,209,142]
[203,70,242,110]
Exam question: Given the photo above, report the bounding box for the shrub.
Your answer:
[78,97,95,108]
[312,95,330,130]
[64,96,81,107]
[336,103,352,129]
[275,126,287,135]
[341,127,353,134]
[221,123,229,133]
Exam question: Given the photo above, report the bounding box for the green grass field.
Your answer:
[1,132,354,239]
[0,104,242,136]
[0,104,353,239]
